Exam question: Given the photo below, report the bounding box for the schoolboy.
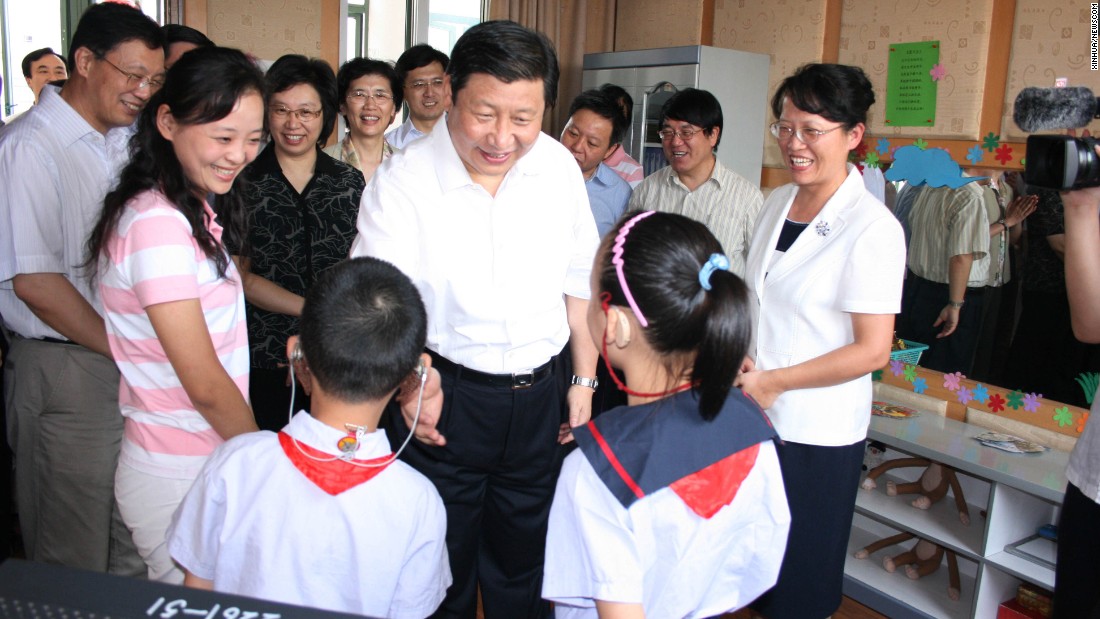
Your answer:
[167,257,451,618]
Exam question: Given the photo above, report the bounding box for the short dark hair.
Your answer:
[395,44,449,80]
[597,211,752,420]
[161,24,214,50]
[568,89,625,146]
[447,20,559,110]
[598,82,633,125]
[771,63,875,130]
[22,48,66,78]
[299,258,427,402]
[68,3,163,73]
[661,88,723,148]
[336,57,403,120]
[264,54,339,145]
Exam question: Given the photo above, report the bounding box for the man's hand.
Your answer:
[559,384,593,444]
[396,354,446,447]
[933,305,961,338]
[1004,194,1038,228]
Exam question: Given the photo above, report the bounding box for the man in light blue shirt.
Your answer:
[560,89,632,237]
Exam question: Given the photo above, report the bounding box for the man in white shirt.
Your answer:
[352,20,599,619]
[628,88,764,277]
[21,48,67,105]
[386,44,450,150]
[0,2,164,574]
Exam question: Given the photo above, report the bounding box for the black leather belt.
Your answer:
[428,350,554,390]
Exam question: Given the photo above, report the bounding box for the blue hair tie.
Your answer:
[698,253,730,291]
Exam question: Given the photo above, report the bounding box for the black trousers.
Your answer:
[1054,482,1100,619]
[896,272,985,375]
[385,353,564,619]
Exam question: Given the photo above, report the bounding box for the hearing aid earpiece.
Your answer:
[290,343,304,364]
[614,308,632,348]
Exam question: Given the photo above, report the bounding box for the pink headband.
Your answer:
[611,211,656,327]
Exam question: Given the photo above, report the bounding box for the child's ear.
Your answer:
[286,336,301,363]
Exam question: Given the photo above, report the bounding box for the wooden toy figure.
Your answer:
[860,457,971,525]
[853,532,962,600]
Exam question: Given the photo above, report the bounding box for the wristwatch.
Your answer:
[571,375,599,390]
[947,300,965,309]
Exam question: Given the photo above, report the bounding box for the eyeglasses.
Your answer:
[407,78,445,92]
[658,127,703,142]
[99,56,164,91]
[769,122,844,144]
[346,89,393,103]
[269,105,322,122]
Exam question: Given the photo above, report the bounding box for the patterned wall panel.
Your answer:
[837,0,995,141]
[614,0,705,50]
[712,0,829,167]
[1002,0,1100,140]
[207,0,323,60]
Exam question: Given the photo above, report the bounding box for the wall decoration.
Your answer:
[886,41,940,126]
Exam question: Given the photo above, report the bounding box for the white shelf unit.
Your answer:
[844,411,1068,619]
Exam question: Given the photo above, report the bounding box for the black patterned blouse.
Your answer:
[236,143,366,369]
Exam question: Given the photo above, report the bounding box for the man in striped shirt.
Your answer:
[628,88,763,277]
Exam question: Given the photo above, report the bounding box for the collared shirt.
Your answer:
[906,183,989,287]
[167,411,451,618]
[602,146,643,188]
[323,133,395,177]
[352,117,599,373]
[385,117,428,150]
[628,158,764,278]
[0,85,134,338]
[586,162,632,238]
[235,144,365,369]
[982,184,1011,287]
[100,190,248,479]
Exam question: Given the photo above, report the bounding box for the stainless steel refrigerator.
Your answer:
[581,45,770,185]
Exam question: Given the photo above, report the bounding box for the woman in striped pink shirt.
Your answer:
[86,47,264,584]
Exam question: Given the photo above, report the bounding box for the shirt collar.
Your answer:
[284,410,391,460]
[37,85,134,148]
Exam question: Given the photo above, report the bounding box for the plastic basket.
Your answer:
[890,339,929,366]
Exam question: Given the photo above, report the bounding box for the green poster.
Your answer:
[885,41,939,127]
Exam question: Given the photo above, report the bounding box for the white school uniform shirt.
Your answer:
[352,116,598,373]
[744,165,906,446]
[167,412,451,619]
[543,440,789,618]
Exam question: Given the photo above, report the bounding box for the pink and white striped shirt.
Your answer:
[100,190,249,479]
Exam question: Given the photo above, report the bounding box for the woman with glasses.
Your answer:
[325,58,402,182]
[739,64,906,619]
[230,54,366,431]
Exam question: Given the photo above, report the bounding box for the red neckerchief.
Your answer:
[278,431,394,495]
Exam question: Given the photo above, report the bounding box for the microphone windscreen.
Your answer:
[1013,87,1098,133]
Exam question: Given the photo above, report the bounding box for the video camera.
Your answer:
[1014,86,1099,190]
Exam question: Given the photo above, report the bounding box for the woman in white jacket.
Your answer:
[740,63,906,619]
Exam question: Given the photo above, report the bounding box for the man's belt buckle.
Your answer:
[511,371,535,389]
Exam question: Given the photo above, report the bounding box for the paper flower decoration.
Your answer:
[913,377,928,394]
[988,393,1005,413]
[995,144,1013,165]
[890,359,905,376]
[971,383,989,404]
[956,386,973,405]
[876,138,891,155]
[872,369,884,381]
[1078,411,1090,433]
[1023,392,1042,413]
[943,371,964,391]
[864,151,881,168]
[1054,406,1073,427]
[903,365,918,382]
[914,138,929,150]
[1006,390,1024,410]
[982,132,1001,152]
[966,145,984,165]
[929,63,947,81]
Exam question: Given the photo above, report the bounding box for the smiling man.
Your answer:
[386,44,450,149]
[352,20,599,619]
[21,48,67,105]
[560,89,632,237]
[628,88,763,277]
[0,2,163,575]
